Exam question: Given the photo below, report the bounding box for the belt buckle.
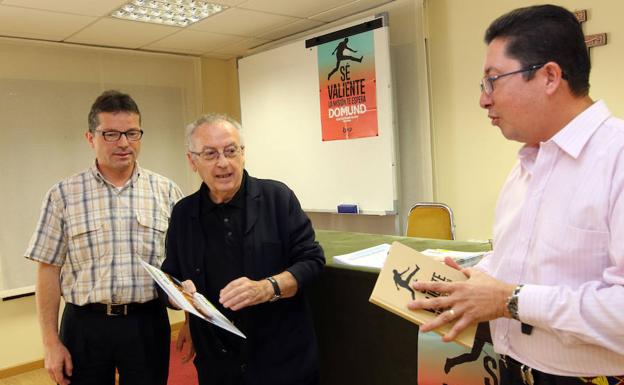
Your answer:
[520,364,534,385]
[106,303,128,316]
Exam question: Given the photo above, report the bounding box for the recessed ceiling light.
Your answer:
[111,0,227,27]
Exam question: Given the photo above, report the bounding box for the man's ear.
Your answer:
[85,131,95,148]
[543,61,564,95]
[186,152,197,172]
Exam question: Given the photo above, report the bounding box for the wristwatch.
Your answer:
[506,284,523,320]
[266,276,282,302]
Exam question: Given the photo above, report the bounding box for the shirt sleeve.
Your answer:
[284,188,326,289]
[24,185,68,266]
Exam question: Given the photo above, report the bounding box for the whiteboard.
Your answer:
[238,16,397,215]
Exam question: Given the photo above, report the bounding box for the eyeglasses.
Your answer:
[480,63,545,95]
[189,145,244,162]
[95,129,144,142]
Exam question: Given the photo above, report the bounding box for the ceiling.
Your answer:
[0,0,393,59]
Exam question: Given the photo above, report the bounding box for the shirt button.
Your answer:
[227,231,232,236]
[224,218,229,223]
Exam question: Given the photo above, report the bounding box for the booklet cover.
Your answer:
[369,242,476,348]
[139,259,246,339]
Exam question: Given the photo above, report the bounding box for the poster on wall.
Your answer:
[418,331,501,385]
[317,29,378,141]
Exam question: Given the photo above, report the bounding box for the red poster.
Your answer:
[318,31,378,141]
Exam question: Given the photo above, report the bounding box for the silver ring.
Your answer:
[448,308,456,318]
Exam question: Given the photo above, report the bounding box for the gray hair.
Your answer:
[185,113,244,151]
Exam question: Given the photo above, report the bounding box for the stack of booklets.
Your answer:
[333,244,486,270]
[369,242,477,348]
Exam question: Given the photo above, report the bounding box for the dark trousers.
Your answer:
[60,300,170,385]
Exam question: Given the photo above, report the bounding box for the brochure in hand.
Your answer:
[369,242,477,348]
[139,259,246,339]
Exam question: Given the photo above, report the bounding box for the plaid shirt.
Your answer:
[25,163,183,305]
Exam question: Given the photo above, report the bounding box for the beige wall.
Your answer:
[4,0,624,373]
[426,0,624,240]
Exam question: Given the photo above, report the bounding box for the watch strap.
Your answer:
[267,276,281,302]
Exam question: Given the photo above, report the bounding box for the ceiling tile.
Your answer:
[65,18,179,49]
[0,5,96,41]
[309,0,393,22]
[189,7,297,37]
[209,36,270,56]
[257,18,325,40]
[213,0,248,6]
[239,0,353,18]
[1,0,126,16]
[144,29,243,54]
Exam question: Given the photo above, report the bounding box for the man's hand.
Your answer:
[176,318,195,363]
[407,267,515,342]
[219,277,273,311]
[44,339,73,385]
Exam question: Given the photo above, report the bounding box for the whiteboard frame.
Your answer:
[238,15,398,215]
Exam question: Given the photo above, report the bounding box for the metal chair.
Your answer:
[406,202,456,240]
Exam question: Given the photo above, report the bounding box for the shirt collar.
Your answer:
[200,172,247,213]
[517,100,611,172]
[90,161,141,188]
[549,99,611,159]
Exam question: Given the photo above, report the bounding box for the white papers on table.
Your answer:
[333,243,391,269]
[420,249,486,267]
[139,259,246,339]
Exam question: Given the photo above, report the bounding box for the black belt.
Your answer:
[501,355,621,385]
[69,299,160,316]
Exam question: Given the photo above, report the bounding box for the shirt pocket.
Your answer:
[537,222,610,283]
[135,211,169,263]
[66,217,104,268]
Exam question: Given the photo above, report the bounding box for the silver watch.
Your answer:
[506,284,523,320]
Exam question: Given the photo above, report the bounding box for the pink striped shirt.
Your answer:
[477,100,624,376]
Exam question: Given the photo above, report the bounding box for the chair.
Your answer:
[406,202,456,240]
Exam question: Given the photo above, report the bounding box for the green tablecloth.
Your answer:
[317,229,492,266]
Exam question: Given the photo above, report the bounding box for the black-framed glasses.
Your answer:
[480,63,545,95]
[95,129,144,142]
[189,145,244,162]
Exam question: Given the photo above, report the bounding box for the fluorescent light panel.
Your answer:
[111,0,227,28]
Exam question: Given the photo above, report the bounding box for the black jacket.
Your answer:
[162,172,325,385]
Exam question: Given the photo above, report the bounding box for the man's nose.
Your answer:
[479,91,492,109]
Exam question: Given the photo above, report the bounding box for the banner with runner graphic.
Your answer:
[318,30,377,141]
[418,331,501,385]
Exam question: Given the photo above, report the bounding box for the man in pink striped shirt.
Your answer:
[408,5,624,384]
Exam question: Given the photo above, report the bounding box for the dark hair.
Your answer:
[484,4,590,96]
[87,90,141,132]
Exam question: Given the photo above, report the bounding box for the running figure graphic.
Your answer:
[327,37,363,80]
[393,265,420,300]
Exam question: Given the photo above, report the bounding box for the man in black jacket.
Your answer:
[161,113,325,385]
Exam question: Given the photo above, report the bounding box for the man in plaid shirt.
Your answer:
[25,90,183,385]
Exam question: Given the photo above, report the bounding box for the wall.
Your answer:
[426,0,624,240]
[0,45,237,372]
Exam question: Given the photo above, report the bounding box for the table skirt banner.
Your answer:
[418,331,500,385]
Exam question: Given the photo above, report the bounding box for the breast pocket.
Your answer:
[135,211,169,263]
[66,218,104,268]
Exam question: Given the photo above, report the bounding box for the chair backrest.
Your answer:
[406,202,456,240]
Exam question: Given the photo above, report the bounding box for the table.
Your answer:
[309,230,492,385]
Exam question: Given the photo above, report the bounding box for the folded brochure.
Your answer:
[369,241,476,348]
[140,259,246,339]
